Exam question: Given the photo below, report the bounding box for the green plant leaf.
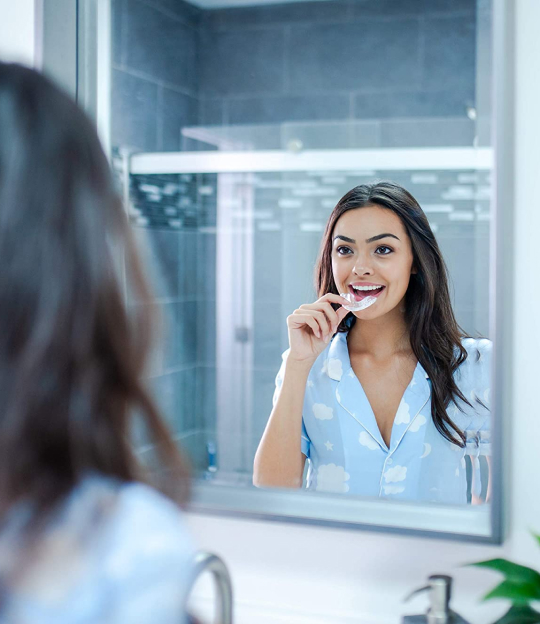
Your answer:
[469,559,540,585]
[493,605,540,624]
[467,559,540,604]
[534,533,540,549]
[483,579,540,604]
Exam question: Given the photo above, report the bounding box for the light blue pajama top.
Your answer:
[274,333,492,505]
[0,474,194,624]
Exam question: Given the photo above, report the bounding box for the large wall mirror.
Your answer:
[71,0,509,541]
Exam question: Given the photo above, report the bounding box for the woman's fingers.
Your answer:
[293,309,330,337]
[300,298,349,332]
[308,309,332,336]
[323,305,340,332]
[288,314,324,339]
[288,293,352,343]
[321,293,350,306]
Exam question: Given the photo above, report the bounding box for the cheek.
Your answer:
[332,258,349,285]
[381,259,413,291]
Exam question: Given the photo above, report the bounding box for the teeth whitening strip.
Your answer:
[339,292,377,312]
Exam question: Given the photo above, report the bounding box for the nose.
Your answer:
[353,252,374,276]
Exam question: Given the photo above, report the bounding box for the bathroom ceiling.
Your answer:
[192,0,328,8]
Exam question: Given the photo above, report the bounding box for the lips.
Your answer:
[348,284,386,302]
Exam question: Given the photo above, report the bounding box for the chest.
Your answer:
[350,355,417,447]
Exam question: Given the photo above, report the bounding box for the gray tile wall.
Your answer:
[198,0,476,128]
[113,0,214,472]
[112,0,478,147]
[130,221,210,470]
[112,0,199,153]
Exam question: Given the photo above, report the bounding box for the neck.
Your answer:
[347,303,412,360]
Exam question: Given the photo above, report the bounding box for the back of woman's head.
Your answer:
[0,63,188,522]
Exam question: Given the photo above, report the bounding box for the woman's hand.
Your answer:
[287,294,350,363]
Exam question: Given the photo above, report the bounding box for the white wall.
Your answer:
[186,1,540,622]
[2,1,539,622]
[0,0,36,66]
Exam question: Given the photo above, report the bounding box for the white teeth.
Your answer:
[351,285,383,291]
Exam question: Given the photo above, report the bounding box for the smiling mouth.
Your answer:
[348,284,386,302]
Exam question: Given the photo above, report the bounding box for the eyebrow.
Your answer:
[333,233,400,244]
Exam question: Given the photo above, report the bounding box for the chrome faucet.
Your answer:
[187,551,233,624]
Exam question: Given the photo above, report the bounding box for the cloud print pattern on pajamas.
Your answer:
[273,333,492,503]
[316,464,350,493]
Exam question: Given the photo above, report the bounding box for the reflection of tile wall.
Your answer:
[131,174,205,229]
[112,0,480,146]
[112,0,207,468]
[111,0,199,152]
[198,0,477,127]
[126,171,218,471]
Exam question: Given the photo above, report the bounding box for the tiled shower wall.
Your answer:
[126,172,217,471]
[198,0,477,128]
[112,0,479,149]
[111,0,480,473]
[111,0,207,468]
[111,0,199,152]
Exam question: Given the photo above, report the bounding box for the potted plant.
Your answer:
[470,535,540,623]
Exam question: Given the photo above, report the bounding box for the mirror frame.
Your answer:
[61,0,512,543]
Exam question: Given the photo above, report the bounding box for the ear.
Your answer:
[411,265,418,275]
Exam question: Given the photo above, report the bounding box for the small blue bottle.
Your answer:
[204,440,217,480]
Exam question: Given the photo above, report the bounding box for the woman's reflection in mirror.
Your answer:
[254,182,491,505]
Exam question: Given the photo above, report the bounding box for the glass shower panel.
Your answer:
[128,153,491,486]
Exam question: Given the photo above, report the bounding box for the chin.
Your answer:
[352,308,382,320]
[353,300,400,321]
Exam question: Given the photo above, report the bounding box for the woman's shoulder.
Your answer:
[458,337,493,371]
[115,480,184,523]
[0,476,194,622]
[97,477,193,562]
[67,474,194,576]
[454,337,492,396]
[460,336,493,358]
[74,474,185,521]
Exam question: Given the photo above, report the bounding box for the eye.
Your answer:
[336,246,353,256]
[375,245,393,255]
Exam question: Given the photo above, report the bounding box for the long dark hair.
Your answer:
[315,181,470,447]
[0,63,189,531]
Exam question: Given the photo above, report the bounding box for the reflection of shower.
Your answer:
[126,136,492,480]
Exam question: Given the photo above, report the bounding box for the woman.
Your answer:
[254,182,491,505]
[0,63,194,622]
